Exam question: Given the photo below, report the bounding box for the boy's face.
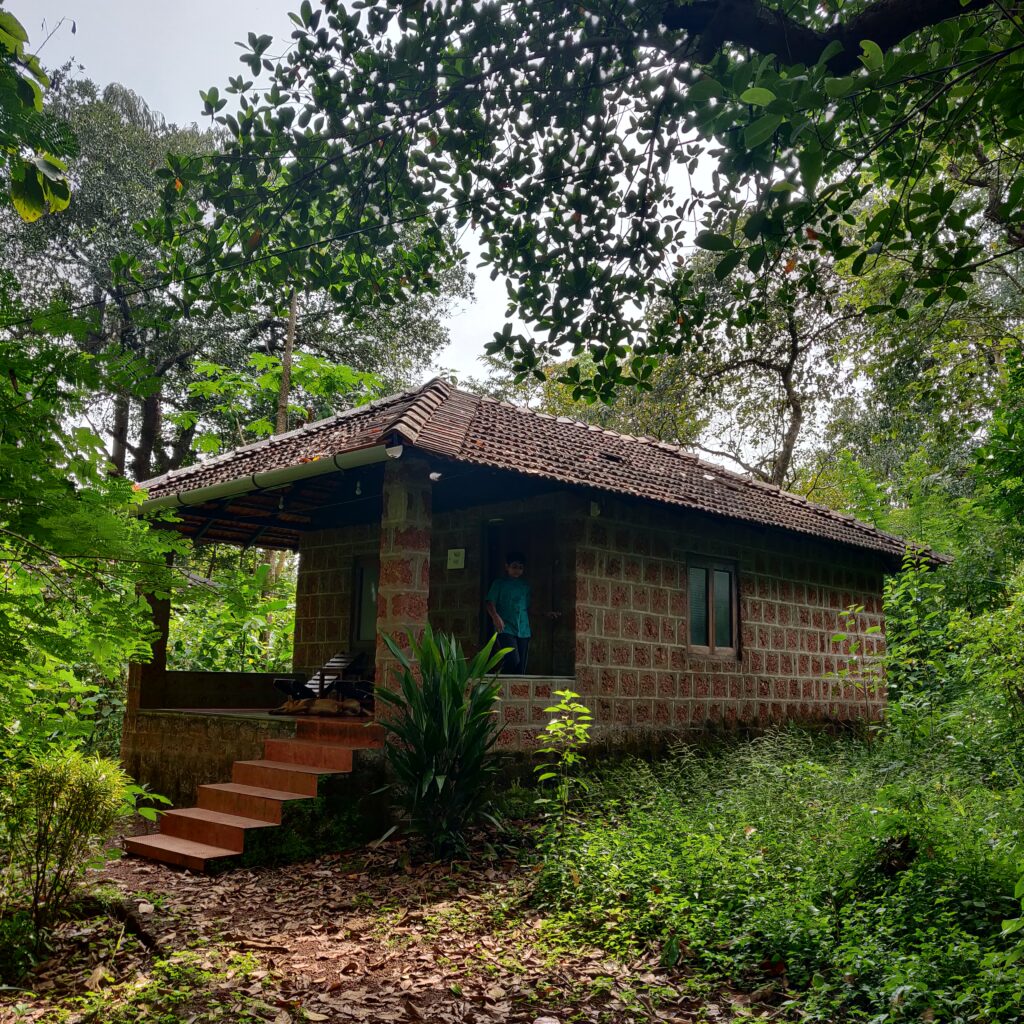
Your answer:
[505,561,525,578]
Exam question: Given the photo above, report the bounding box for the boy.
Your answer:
[486,551,558,673]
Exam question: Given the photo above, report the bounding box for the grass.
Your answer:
[535,691,1024,1023]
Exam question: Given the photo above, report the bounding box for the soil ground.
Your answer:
[0,831,758,1024]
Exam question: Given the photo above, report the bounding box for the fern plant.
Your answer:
[377,627,507,854]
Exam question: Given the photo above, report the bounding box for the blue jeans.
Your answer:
[497,633,530,674]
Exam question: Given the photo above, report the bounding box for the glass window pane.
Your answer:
[688,567,708,646]
[714,570,733,648]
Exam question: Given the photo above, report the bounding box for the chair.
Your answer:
[273,652,368,700]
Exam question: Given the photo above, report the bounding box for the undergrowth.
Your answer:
[536,696,1024,1022]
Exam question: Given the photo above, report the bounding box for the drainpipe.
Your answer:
[136,443,405,513]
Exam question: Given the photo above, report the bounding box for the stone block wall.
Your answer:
[292,478,889,753]
[496,496,888,749]
[293,521,380,676]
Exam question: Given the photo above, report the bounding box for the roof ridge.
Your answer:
[381,377,452,444]
[136,383,428,490]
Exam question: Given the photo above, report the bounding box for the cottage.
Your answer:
[123,379,924,867]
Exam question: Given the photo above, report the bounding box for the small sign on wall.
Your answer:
[446,547,466,570]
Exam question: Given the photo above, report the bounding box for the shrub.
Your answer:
[376,626,505,854]
[537,724,1024,1022]
[1,748,131,946]
[534,690,592,850]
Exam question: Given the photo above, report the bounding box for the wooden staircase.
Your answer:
[125,720,385,872]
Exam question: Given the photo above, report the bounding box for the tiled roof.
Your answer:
[139,384,434,498]
[140,378,934,562]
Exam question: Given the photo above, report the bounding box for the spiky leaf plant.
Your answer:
[377,627,506,854]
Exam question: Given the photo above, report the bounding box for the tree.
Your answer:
[0,5,72,221]
[0,311,178,761]
[5,76,470,479]
[472,246,855,486]
[156,0,1024,397]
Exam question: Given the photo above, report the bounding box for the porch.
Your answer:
[122,455,586,805]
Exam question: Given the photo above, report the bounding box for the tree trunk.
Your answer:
[110,394,130,476]
[769,312,805,487]
[167,420,197,472]
[131,389,162,482]
[275,288,297,435]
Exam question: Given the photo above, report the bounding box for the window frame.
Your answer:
[685,556,740,658]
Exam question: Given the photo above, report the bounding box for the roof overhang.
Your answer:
[136,442,404,515]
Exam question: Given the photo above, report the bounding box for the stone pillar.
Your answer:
[374,457,433,694]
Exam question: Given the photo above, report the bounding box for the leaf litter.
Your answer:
[0,831,769,1023]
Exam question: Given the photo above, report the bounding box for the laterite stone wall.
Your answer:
[496,496,888,750]
[373,458,434,693]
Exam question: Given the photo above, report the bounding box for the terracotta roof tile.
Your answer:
[140,378,937,562]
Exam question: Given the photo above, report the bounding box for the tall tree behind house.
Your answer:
[4,75,471,479]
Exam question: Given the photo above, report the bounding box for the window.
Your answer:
[687,559,738,656]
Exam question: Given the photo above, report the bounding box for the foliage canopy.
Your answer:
[159,0,1024,397]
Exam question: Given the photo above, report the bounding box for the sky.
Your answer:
[12,0,509,381]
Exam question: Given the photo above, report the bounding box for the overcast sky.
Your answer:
[13,0,508,381]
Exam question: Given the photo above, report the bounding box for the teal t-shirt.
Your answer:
[486,577,532,638]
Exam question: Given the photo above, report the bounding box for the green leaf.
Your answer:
[694,230,734,252]
[688,77,725,101]
[798,148,823,194]
[0,11,29,44]
[860,40,884,72]
[824,77,856,100]
[817,39,845,66]
[714,249,744,281]
[744,114,783,149]
[739,87,776,107]
[11,168,46,222]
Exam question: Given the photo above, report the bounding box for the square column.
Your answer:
[374,457,433,692]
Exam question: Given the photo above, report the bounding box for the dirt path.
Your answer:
[2,837,739,1023]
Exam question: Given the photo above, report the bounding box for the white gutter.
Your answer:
[137,443,405,513]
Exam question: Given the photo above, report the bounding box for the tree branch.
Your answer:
[659,0,999,74]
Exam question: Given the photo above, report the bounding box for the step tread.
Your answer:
[200,782,314,802]
[265,739,360,754]
[234,759,342,775]
[163,807,276,829]
[125,833,238,860]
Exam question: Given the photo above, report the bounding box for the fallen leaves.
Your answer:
[1,832,766,1024]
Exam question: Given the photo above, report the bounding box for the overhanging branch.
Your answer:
[659,0,1000,73]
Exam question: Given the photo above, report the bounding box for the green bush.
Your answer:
[534,689,592,855]
[376,626,505,854]
[537,722,1024,1022]
[1,748,131,952]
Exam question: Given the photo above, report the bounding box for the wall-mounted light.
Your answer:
[355,481,362,496]
[589,501,602,518]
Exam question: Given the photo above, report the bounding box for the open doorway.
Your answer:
[482,517,575,676]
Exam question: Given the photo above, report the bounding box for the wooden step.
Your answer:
[232,759,341,796]
[263,738,354,770]
[124,833,238,872]
[197,782,312,823]
[160,807,274,851]
[294,719,385,747]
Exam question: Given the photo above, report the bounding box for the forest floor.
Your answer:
[0,830,765,1024]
